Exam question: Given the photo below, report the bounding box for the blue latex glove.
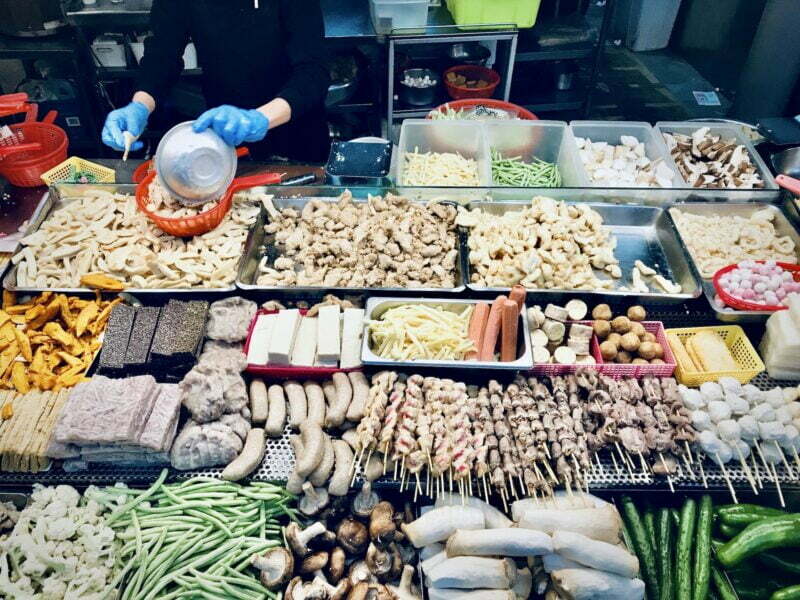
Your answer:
[101,101,150,152]
[192,105,269,147]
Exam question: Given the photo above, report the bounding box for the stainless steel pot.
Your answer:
[0,0,66,37]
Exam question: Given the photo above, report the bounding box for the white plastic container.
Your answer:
[655,121,778,190]
[569,120,682,188]
[370,0,429,34]
[485,120,582,187]
[396,119,490,187]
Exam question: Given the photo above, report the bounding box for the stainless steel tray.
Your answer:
[669,202,800,323]
[3,184,240,295]
[462,201,701,304]
[236,196,466,294]
[361,297,533,370]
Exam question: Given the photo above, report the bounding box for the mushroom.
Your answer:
[368,501,396,547]
[365,543,395,582]
[302,575,350,600]
[310,529,338,551]
[299,551,330,577]
[299,482,330,517]
[352,482,380,519]
[287,522,328,557]
[285,576,304,600]
[337,518,369,555]
[347,582,393,600]
[252,547,294,590]
[347,560,375,587]
[387,565,421,600]
[327,547,346,584]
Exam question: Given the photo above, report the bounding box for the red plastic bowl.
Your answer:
[712,261,800,311]
[428,99,538,120]
[443,65,501,100]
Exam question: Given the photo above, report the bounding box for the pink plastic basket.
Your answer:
[592,321,677,378]
[529,320,603,376]
[244,308,360,380]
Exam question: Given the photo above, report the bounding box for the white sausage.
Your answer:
[341,429,360,452]
[328,439,354,496]
[265,385,287,437]
[295,422,324,478]
[286,434,306,494]
[326,372,352,428]
[285,380,307,429]
[309,434,335,487]
[249,379,268,425]
[303,381,326,427]
[363,452,384,482]
[345,371,369,422]
[222,428,265,481]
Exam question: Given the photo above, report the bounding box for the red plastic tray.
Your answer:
[529,320,602,376]
[244,308,360,380]
[712,261,800,312]
[591,321,676,379]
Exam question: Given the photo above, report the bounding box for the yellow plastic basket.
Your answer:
[40,157,115,185]
[665,325,765,387]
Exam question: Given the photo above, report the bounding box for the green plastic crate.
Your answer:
[445,0,541,28]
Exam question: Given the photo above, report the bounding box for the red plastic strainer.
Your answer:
[712,261,800,311]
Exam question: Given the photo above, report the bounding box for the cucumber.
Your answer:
[711,566,737,600]
[677,498,697,600]
[772,585,800,600]
[694,495,713,600]
[621,496,660,600]
[659,507,675,600]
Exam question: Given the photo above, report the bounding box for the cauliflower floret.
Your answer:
[47,517,78,542]
[40,576,67,600]
[54,486,80,508]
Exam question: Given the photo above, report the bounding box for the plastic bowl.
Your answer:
[712,261,800,312]
[443,65,500,100]
[427,99,538,120]
[154,122,236,207]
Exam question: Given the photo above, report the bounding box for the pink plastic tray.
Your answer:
[244,308,360,380]
[529,320,603,376]
[592,321,677,378]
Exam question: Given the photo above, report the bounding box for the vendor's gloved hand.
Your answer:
[101,101,149,152]
[192,105,270,147]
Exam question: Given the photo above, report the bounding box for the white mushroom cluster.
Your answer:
[257,191,459,288]
[670,207,797,278]
[663,127,764,188]
[457,196,620,290]
[680,378,800,468]
[574,135,675,188]
[13,190,259,289]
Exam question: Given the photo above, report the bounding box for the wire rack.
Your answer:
[0,300,796,492]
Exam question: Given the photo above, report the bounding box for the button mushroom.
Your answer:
[287,521,328,557]
[299,482,330,517]
[252,547,294,590]
[352,482,380,519]
[337,518,369,555]
[368,501,396,547]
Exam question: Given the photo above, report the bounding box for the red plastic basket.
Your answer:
[136,168,279,237]
[0,110,67,187]
[428,99,538,121]
[244,308,360,379]
[591,321,677,379]
[443,65,501,100]
[529,320,602,376]
[712,261,800,312]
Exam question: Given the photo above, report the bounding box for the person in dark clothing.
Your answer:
[101,0,331,161]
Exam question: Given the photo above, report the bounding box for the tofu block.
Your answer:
[340,308,365,369]
[290,317,318,367]
[267,310,302,366]
[247,314,276,365]
[316,305,341,365]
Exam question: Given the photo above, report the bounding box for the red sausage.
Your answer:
[479,295,507,361]
[500,300,519,362]
[466,302,490,360]
[509,285,527,313]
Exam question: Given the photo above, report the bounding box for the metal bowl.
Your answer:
[446,42,491,65]
[154,121,237,207]
[399,68,439,107]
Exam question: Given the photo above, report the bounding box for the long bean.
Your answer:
[491,148,561,187]
[105,476,293,600]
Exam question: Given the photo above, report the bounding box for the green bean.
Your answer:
[490,148,562,187]
[108,469,168,524]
